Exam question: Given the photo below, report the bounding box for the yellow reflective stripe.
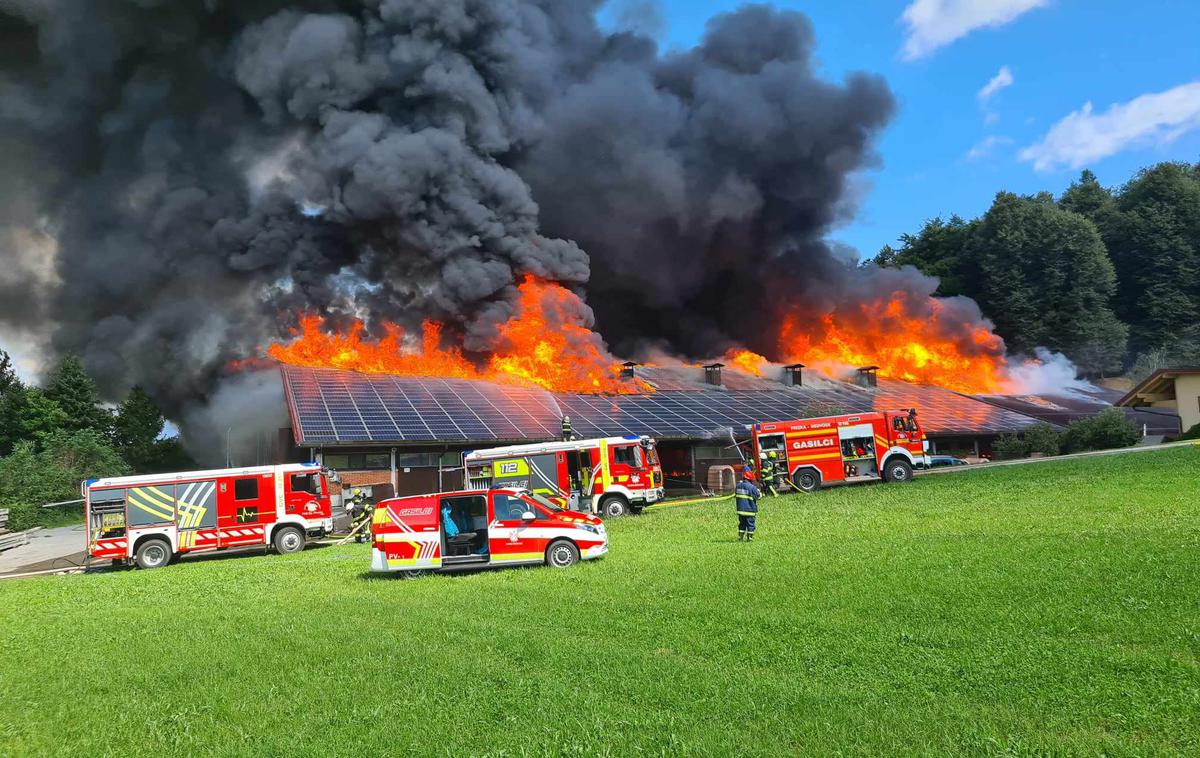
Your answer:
[599,439,612,491]
[126,492,172,520]
[736,511,756,516]
[735,493,754,499]
[790,452,841,462]
[137,487,176,512]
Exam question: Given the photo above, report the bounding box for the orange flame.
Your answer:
[779,293,1008,394]
[267,278,645,394]
[724,348,768,376]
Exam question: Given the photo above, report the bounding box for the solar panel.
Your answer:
[282,366,563,444]
[282,365,1047,447]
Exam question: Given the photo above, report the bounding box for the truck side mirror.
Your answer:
[521,511,536,522]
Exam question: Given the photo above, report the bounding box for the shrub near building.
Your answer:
[992,413,1137,461]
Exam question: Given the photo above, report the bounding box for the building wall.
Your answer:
[1172,375,1200,432]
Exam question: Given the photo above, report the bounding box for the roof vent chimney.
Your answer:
[620,361,639,379]
[855,366,879,388]
[783,363,805,387]
[703,362,724,387]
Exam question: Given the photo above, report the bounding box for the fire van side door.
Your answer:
[488,491,539,565]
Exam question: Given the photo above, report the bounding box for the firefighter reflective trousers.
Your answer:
[738,513,756,539]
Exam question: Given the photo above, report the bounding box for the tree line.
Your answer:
[874,161,1200,377]
[0,351,192,530]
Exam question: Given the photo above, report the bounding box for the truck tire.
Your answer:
[273,525,305,554]
[545,539,580,568]
[884,458,913,483]
[134,538,172,570]
[599,495,629,518]
[792,469,821,493]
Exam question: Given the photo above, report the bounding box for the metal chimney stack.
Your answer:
[782,363,805,387]
[703,363,724,387]
[620,361,639,379]
[855,366,879,388]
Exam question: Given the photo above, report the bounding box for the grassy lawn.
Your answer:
[2,448,1197,755]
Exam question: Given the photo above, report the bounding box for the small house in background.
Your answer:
[1116,367,1200,436]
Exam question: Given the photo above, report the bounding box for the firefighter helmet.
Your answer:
[767,451,777,459]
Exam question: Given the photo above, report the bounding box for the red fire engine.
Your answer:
[84,463,333,569]
[370,487,607,574]
[749,408,930,492]
[463,435,664,517]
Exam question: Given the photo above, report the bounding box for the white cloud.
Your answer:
[964,134,1013,161]
[900,0,1049,60]
[978,65,1014,104]
[1020,81,1200,171]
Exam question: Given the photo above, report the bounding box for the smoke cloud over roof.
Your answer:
[0,0,907,448]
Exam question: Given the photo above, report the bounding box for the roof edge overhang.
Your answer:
[1116,367,1200,407]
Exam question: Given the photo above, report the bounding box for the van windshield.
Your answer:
[527,492,564,512]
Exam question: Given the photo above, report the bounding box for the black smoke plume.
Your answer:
[0,1,905,456]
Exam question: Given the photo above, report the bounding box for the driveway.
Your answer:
[0,524,88,575]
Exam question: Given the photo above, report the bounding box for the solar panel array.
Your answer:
[282,366,562,444]
[558,389,868,440]
[872,379,1043,434]
[282,366,1047,445]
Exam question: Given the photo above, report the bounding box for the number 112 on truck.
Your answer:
[463,435,664,518]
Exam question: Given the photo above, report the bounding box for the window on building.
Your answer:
[234,477,259,501]
[694,446,736,460]
[396,453,448,468]
[322,452,391,470]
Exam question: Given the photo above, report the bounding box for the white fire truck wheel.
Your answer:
[884,458,913,483]
[545,539,580,568]
[599,495,629,518]
[273,526,305,554]
[792,469,821,493]
[134,538,172,570]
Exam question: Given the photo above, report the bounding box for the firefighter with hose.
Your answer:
[767,450,791,493]
[759,451,778,496]
[735,464,761,542]
[345,487,374,543]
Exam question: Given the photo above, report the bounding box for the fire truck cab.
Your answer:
[463,435,664,518]
[750,408,930,492]
[370,487,607,574]
[84,463,333,569]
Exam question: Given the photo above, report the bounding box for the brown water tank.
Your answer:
[706,464,736,493]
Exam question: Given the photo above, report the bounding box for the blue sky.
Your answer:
[600,0,1200,259]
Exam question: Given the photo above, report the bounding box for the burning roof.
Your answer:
[280,364,1048,447]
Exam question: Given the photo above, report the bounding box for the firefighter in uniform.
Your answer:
[346,487,373,543]
[767,450,790,492]
[735,466,761,541]
[561,415,573,441]
[759,451,778,496]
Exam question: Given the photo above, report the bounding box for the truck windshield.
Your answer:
[645,445,659,466]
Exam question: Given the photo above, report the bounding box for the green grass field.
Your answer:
[2,448,1197,755]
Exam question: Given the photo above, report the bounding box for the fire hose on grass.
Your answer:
[643,493,733,512]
